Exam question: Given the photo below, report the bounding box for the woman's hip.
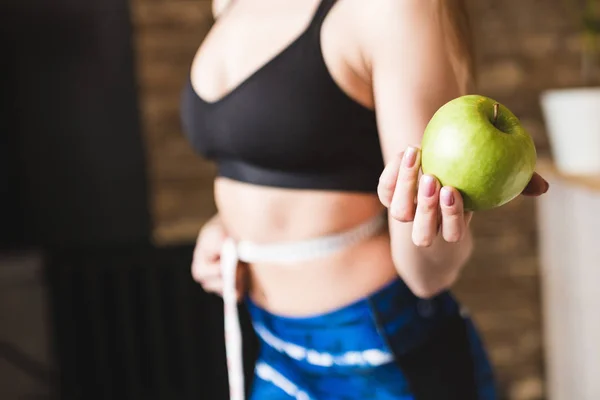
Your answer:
[245,277,497,399]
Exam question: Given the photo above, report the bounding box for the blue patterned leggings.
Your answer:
[245,278,497,400]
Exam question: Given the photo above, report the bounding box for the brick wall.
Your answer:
[130,1,582,398]
[132,0,217,244]
[456,2,581,399]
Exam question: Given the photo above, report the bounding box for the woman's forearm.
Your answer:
[389,219,474,298]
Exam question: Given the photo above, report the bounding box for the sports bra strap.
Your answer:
[308,0,338,29]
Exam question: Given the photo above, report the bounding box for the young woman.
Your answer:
[181,0,549,399]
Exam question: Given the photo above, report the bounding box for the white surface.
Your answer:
[537,179,600,400]
[540,87,600,175]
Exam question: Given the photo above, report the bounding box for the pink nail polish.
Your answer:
[422,175,436,197]
[441,187,454,206]
[403,147,417,168]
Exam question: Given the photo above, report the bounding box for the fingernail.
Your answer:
[441,187,454,206]
[543,180,550,193]
[421,175,436,197]
[403,147,417,168]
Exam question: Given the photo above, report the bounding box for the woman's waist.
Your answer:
[246,231,398,316]
[215,176,385,243]
[215,179,396,315]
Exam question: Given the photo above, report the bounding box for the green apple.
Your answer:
[421,95,537,211]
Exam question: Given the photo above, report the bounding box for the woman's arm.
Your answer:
[360,0,482,298]
[212,0,233,19]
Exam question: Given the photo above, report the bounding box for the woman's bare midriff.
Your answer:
[215,177,399,317]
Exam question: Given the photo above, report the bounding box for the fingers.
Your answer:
[192,223,225,288]
[200,277,224,295]
[197,224,227,262]
[390,147,421,222]
[439,187,467,243]
[411,181,472,247]
[192,247,248,300]
[378,146,473,247]
[378,152,403,207]
[522,172,549,196]
[377,146,421,220]
[412,175,440,247]
[197,263,248,300]
[191,256,221,282]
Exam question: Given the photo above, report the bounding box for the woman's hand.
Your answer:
[378,146,471,247]
[191,215,248,300]
[521,172,550,196]
[377,146,549,248]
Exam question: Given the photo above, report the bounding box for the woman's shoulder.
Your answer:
[342,0,441,62]
[212,0,233,19]
[347,0,438,33]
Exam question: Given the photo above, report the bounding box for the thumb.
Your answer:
[522,172,549,196]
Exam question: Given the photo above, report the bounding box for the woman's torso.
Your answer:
[186,0,398,316]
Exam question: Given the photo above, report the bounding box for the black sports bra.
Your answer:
[180,0,385,193]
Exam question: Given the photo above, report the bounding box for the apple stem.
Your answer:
[493,103,499,125]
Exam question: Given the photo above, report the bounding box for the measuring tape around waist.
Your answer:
[220,213,387,400]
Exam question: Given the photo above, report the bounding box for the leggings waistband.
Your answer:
[219,212,388,400]
[245,277,460,371]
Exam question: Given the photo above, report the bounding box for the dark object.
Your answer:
[0,340,57,391]
[45,243,259,400]
[180,0,385,194]
[0,0,151,248]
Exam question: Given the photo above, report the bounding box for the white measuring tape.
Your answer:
[219,213,387,400]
